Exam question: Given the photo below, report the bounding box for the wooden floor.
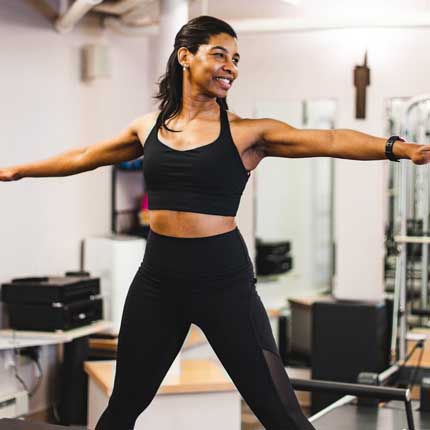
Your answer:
[26,402,311,429]
[26,403,264,429]
[241,400,311,430]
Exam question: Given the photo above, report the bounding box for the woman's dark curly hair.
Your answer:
[153,15,237,132]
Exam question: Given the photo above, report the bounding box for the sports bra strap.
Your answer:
[217,103,227,134]
[143,113,159,145]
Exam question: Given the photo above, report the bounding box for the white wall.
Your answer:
[0,3,151,284]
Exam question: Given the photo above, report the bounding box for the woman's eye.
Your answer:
[213,53,239,66]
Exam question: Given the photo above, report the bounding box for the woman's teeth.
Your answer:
[214,77,231,89]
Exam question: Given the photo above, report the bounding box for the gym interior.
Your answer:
[1,1,430,429]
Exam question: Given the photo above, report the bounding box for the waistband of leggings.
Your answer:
[147,226,240,243]
[144,225,253,278]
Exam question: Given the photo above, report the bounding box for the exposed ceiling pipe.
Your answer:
[104,16,158,36]
[93,0,145,15]
[55,0,104,33]
[97,0,158,33]
[121,15,154,26]
[120,1,157,25]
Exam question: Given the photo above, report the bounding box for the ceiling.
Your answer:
[21,0,430,33]
[198,0,430,20]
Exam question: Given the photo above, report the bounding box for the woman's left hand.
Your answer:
[410,145,430,165]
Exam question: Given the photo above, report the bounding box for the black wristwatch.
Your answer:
[385,135,406,162]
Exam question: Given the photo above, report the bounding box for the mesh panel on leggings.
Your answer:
[248,288,316,429]
[262,349,316,430]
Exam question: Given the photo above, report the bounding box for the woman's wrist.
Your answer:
[9,166,23,180]
[393,140,416,160]
[13,167,22,180]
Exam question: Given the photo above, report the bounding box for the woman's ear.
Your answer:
[177,47,190,68]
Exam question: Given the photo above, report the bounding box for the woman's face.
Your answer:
[180,32,240,98]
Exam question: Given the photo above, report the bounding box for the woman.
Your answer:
[1,15,428,430]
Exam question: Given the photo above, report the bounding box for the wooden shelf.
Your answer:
[0,320,113,350]
[84,359,236,397]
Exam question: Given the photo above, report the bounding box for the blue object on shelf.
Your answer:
[118,158,143,170]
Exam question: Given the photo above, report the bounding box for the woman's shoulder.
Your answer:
[226,109,260,132]
[132,111,160,145]
[226,109,242,123]
[134,110,160,131]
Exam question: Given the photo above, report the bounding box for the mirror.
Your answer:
[384,96,430,293]
[254,99,336,300]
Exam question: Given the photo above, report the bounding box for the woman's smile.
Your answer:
[213,76,232,90]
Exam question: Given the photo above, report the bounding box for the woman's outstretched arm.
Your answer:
[249,118,430,165]
[0,118,145,181]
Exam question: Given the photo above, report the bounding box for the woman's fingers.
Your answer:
[0,168,20,181]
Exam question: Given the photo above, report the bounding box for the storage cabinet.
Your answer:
[111,158,149,238]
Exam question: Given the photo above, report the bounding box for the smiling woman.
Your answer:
[93,16,317,430]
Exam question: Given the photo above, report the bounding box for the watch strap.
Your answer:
[385,135,405,162]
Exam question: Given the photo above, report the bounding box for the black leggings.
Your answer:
[94,227,315,430]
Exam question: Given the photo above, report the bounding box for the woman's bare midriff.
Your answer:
[149,210,237,238]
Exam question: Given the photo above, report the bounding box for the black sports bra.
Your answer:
[142,103,251,217]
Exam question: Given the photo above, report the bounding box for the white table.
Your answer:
[0,320,113,425]
[85,359,241,430]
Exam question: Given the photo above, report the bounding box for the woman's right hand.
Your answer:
[0,168,21,182]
